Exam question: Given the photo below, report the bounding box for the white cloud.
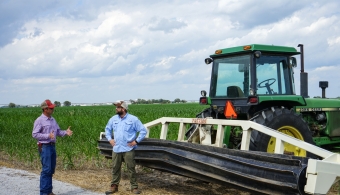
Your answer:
[313,66,338,72]
[151,56,176,69]
[1,1,340,104]
[147,17,187,33]
[135,64,146,72]
[327,36,340,46]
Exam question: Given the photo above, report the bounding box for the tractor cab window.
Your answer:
[256,55,294,95]
[210,55,250,98]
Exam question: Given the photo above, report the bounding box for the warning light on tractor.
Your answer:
[243,45,251,50]
[215,50,222,54]
[248,97,258,103]
[200,97,207,105]
[224,101,237,119]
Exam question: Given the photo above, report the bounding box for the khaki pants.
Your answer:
[111,150,138,189]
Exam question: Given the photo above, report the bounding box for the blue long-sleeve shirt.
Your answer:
[105,113,147,153]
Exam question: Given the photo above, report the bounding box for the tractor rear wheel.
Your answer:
[249,107,315,157]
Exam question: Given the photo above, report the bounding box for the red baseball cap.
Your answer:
[41,99,55,109]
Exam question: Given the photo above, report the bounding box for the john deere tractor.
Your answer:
[187,44,340,157]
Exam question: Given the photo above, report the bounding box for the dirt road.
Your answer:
[0,158,338,195]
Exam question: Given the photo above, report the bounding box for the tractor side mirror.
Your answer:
[205,58,213,65]
[290,57,297,68]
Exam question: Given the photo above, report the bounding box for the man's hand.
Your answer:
[66,126,73,136]
[109,139,115,146]
[49,130,55,139]
[128,140,138,147]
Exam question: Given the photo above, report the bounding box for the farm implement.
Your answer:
[98,44,340,194]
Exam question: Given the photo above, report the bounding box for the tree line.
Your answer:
[7,101,71,108]
[6,98,189,108]
[130,98,187,104]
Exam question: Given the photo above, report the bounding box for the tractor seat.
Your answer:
[227,86,244,97]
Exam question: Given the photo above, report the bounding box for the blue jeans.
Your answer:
[39,144,56,195]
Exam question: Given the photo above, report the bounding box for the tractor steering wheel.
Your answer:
[258,78,276,88]
[258,78,276,94]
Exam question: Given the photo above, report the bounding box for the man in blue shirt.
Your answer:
[105,100,147,194]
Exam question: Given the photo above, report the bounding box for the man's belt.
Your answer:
[42,142,55,145]
[38,142,55,153]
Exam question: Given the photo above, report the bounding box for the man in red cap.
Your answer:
[32,99,73,195]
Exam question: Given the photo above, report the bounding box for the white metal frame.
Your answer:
[143,117,340,195]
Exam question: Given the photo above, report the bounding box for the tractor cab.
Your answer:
[201,44,301,119]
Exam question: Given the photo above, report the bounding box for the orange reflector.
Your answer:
[215,49,222,54]
[243,45,251,50]
[224,101,237,119]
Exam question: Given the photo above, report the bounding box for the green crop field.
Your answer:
[0,103,208,169]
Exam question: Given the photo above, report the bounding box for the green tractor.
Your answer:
[187,44,340,158]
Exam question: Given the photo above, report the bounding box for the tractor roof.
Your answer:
[210,44,300,57]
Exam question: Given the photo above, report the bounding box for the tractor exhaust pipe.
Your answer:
[319,81,328,98]
[298,44,309,98]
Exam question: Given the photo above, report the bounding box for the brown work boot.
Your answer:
[105,184,118,194]
[131,188,141,194]
[48,193,56,195]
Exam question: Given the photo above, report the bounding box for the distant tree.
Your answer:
[54,101,61,107]
[313,96,321,98]
[174,98,181,103]
[181,100,187,103]
[63,101,71,106]
[8,102,16,108]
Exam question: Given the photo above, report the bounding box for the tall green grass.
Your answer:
[0,103,207,169]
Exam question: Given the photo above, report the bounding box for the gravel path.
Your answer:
[0,167,102,195]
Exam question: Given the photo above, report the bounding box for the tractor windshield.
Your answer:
[256,55,295,95]
[209,54,295,98]
[210,55,250,98]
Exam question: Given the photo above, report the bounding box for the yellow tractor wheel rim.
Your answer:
[267,126,307,157]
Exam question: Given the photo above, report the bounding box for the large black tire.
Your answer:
[249,107,316,158]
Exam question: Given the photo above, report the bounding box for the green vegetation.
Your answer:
[0,103,207,169]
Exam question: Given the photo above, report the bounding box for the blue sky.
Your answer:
[1,0,340,105]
